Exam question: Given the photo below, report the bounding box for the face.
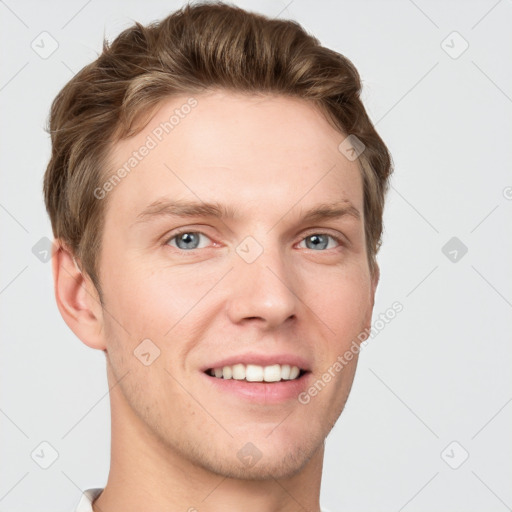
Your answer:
[95,90,377,479]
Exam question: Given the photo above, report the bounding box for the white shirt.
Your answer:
[74,488,103,512]
[73,488,331,512]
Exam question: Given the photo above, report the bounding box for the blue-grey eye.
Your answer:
[301,234,338,250]
[168,232,209,250]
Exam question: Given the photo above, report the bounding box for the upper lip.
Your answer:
[202,352,311,372]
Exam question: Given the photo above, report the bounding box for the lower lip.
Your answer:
[202,371,312,404]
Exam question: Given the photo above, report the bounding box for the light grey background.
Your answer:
[1,0,511,511]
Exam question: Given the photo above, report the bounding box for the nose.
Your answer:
[225,238,298,330]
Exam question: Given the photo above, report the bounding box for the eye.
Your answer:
[164,230,343,252]
[298,233,342,251]
[166,231,212,251]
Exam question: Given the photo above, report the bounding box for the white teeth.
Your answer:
[232,363,246,380]
[289,366,300,380]
[245,364,263,382]
[208,363,303,382]
[289,365,300,380]
[280,364,291,380]
[263,364,281,382]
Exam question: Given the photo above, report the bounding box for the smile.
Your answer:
[205,363,306,382]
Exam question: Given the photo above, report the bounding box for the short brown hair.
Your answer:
[43,1,393,295]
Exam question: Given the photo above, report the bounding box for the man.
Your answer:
[43,2,393,511]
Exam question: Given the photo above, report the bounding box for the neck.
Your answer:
[93,368,325,512]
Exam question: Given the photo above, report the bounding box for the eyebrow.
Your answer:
[133,198,361,226]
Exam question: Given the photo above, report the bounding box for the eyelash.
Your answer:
[164,229,345,252]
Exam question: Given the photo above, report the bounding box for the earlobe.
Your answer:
[52,240,106,351]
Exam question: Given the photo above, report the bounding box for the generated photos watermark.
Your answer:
[94,97,198,200]
[298,301,403,405]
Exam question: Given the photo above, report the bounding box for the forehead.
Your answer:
[105,90,363,222]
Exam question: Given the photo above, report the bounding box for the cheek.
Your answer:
[100,259,220,376]
[305,264,373,339]
[100,253,192,334]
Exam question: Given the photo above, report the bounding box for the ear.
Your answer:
[52,240,106,351]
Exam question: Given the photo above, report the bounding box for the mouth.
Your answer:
[204,363,308,382]
[202,362,312,403]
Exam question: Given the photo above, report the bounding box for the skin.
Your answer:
[53,90,379,512]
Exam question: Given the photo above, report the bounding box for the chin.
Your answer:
[179,430,324,481]
[203,446,319,481]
